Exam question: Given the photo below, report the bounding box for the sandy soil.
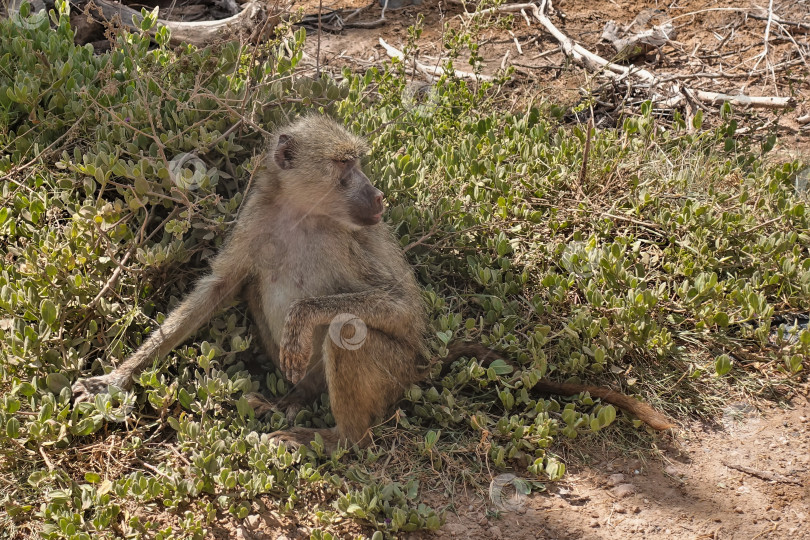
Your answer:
[415,390,810,540]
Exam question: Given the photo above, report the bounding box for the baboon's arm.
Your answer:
[118,275,244,376]
[279,289,419,383]
[73,249,251,401]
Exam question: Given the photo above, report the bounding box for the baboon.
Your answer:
[72,115,672,451]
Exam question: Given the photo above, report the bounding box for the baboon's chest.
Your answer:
[255,226,358,338]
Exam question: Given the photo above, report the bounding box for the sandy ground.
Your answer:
[415,392,810,540]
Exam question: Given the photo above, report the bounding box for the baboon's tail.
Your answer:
[441,342,674,431]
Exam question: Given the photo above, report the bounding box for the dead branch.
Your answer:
[86,0,275,47]
[299,5,386,33]
[750,0,775,74]
[685,90,795,110]
[378,38,494,81]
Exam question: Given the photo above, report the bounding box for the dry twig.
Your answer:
[722,461,803,486]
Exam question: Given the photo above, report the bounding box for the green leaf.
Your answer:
[134,176,149,196]
[84,472,101,483]
[692,110,704,130]
[598,405,616,427]
[236,396,253,419]
[714,312,729,328]
[561,408,576,426]
[488,358,513,376]
[6,417,21,438]
[72,417,97,436]
[787,355,803,374]
[545,459,565,480]
[40,299,57,325]
[424,430,439,449]
[46,372,70,394]
[18,382,36,397]
[715,354,732,376]
[28,470,48,487]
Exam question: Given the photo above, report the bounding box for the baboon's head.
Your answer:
[270,115,383,229]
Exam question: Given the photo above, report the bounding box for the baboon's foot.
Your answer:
[244,393,306,424]
[268,427,342,453]
[72,372,130,403]
[244,392,281,416]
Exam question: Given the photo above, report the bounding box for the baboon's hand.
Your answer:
[279,327,312,385]
[279,302,315,384]
[71,372,130,403]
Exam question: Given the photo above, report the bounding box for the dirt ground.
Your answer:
[416,391,810,540]
[290,1,810,538]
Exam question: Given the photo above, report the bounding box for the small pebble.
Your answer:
[607,473,626,486]
[613,483,636,498]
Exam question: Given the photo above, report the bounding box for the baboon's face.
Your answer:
[272,117,383,229]
[333,158,384,227]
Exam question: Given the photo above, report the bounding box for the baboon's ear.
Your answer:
[274,134,295,170]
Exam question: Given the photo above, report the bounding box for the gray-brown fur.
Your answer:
[73,114,428,450]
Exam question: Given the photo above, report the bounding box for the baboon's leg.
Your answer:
[279,290,424,383]
[270,329,416,451]
[72,274,243,402]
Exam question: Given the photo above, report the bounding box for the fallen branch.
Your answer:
[722,461,803,486]
[85,0,275,47]
[750,0,775,74]
[470,1,795,110]
[686,90,794,110]
[299,6,386,32]
[378,38,494,81]
[471,3,660,82]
